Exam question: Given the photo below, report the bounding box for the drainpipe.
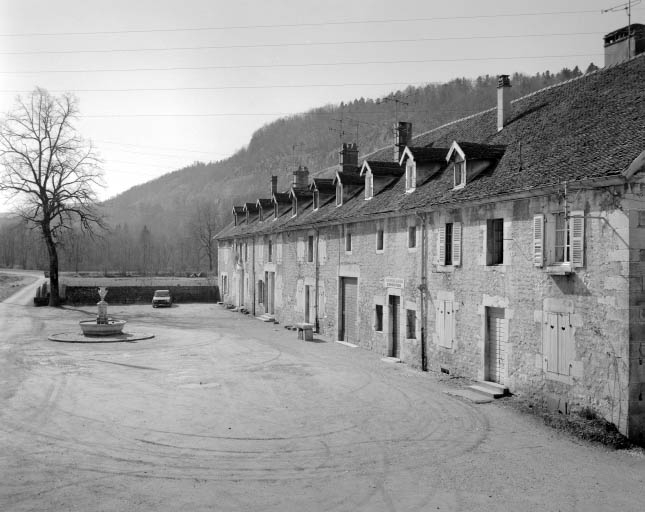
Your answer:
[314,228,320,333]
[251,238,256,316]
[416,211,428,371]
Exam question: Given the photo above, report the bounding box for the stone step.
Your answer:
[468,381,508,399]
[257,314,275,323]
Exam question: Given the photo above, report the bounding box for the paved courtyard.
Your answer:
[1,288,645,511]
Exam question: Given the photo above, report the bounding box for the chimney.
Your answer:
[270,175,278,197]
[497,75,511,132]
[292,166,309,190]
[604,24,645,66]
[340,143,359,173]
[394,121,412,162]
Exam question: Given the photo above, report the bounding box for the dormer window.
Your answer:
[313,190,319,211]
[365,173,373,200]
[405,158,416,192]
[336,182,343,206]
[292,196,297,217]
[454,159,466,189]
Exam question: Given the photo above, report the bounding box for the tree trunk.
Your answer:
[43,227,61,307]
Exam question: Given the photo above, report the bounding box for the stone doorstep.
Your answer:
[381,357,402,364]
[468,381,509,399]
[256,314,275,323]
[443,389,494,404]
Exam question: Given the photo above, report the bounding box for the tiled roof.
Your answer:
[405,147,449,162]
[216,54,645,240]
[257,198,273,209]
[311,178,335,193]
[290,188,314,200]
[364,161,404,177]
[335,171,364,186]
[451,141,506,160]
[244,202,258,212]
[273,192,290,204]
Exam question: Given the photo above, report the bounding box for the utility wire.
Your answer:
[0,33,609,55]
[0,9,623,37]
[0,39,602,74]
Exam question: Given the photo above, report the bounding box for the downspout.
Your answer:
[314,228,320,333]
[251,238,256,316]
[417,211,428,371]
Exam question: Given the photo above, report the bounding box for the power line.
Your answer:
[0,37,603,74]
[0,33,609,56]
[0,9,620,38]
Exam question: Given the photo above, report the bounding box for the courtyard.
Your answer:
[1,286,644,511]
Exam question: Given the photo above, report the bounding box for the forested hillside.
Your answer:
[0,64,596,274]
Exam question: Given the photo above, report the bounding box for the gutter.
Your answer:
[416,211,428,371]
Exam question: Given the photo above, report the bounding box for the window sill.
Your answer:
[546,263,573,275]
[434,265,456,273]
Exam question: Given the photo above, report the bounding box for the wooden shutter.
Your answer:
[296,238,304,262]
[437,225,446,265]
[444,301,454,348]
[533,214,544,267]
[544,313,558,373]
[452,222,462,266]
[436,302,445,346]
[569,211,584,268]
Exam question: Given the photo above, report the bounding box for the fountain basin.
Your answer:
[79,319,126,336]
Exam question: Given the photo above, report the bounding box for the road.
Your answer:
[0,300,644,511]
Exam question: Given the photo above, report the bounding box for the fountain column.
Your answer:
[97,287,108,324]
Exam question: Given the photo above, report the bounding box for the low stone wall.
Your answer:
[65,285,220,305]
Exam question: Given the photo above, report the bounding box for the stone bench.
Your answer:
[295,322,314,341]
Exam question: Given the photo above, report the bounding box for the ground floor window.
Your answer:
[375,304,383,332]
[406,309,416,339]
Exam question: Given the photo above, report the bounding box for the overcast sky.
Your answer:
[0,0,642,209]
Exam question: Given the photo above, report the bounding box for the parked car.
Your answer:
[152,289,173,308]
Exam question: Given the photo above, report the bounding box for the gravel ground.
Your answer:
[1,291,645,511]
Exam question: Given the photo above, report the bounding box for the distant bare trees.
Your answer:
[0,88,105,305]
[188,200,220,272]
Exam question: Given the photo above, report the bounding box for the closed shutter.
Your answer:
[296,238,305,262]
[341,278,358,343]
[557,314,571,375]
[444,301,454,348]
[544,312,558,372]
[570,211,584,268]
[319,236,327,264]
[437,225,446,265]
[533,214,544,267]
[258,242,263,262]
[296,279,304,312]
[277,240,283,263]
[452,222,462,266]
[436,303,445,345]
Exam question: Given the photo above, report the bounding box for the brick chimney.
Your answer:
[292,166,309,190]
[604,24,645,66]
[394,121,412,162]
[270,175,278,196]
[340,143,359,173]
[497,75,511,132]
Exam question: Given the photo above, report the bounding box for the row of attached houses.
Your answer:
[216,27,645,442]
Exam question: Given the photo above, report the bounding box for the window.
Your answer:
[375,304,383,332]
[313,190,319,211]
[365,174,373,200]
[405,159,416,192]
[221,274,228,295]
[487,218,504,265]
[533,211,584,269]
[543,312,573,377]
[307,235,314,263]
[376,228,384,252]
[268,240,273,262]
[336,183,343,206]
[436,300,455,348]
[406,309,416,339]
[291,197,298,217]
[408,225,417,249]
[345,230,352,252]
[437,222,462,266]
[454,160,466,188]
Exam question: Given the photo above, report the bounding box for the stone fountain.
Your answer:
[79,287,126,336]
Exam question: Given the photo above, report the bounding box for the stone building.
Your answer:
[216,35,645,442]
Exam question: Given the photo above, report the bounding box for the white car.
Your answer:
[152,290,173,308]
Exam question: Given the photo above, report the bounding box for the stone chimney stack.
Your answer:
[604,24,645,66]
[340,143,359,173]
[292,166,309,190]
[270,175,278,197]
[394,121,412,162]
[497,75,511,132]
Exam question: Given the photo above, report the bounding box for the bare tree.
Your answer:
[0,88,104,306]
[189,200,220,273]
